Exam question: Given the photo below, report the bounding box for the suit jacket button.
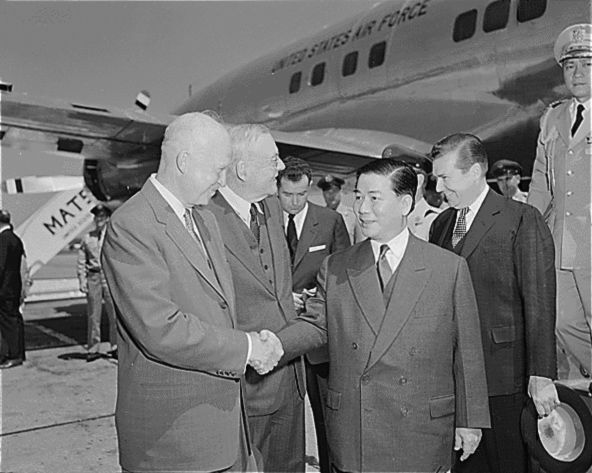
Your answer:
[352,342,358,350]
[409,347,417,356]
[361,375,370,385]
[219,301,228,309]
[400,406,409,416]
[399,377,408,385]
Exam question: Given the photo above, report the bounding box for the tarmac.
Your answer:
[0,297,320,473]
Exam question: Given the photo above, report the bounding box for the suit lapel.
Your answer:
[293,205,319,269]
[367,236,430,369]
[346,241,385,336]
[433,208,456,247]
[193,208,235,315]
[211,193,273,293]
[143,182,226,301]
[261,198,291,300]
[459,189,500,259]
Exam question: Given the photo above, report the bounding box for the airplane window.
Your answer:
[311,63,325,86]
[453,10,477,42]
[484,0,510,32]
[517,0,546,22]
[342,51,358,77]
[368,41,386,69]
[289,72,302,94]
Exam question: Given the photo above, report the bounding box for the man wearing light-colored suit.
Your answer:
[102,113,282,473]
[528,23,592,380]
[429,133,558,473]
[207,124,306,472]
[277,157,350,473]
[278,159,490,473]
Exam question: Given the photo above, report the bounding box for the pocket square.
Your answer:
[309,244,327,253]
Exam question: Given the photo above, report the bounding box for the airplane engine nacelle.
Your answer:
[83,158,159,202]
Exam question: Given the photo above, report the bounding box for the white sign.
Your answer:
[16,187,97,276]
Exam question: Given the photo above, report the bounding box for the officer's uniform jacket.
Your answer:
[408,197,441,241]
[528,99,591,272]
[77,228,105,287]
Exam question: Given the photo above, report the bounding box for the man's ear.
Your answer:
[416,173,426,190]
[236,159,247,182]
[176,151,188,174]
[469,163,483,180]
[401,194,413,216]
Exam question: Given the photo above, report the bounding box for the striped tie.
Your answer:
[377,244,392,292]
[452,207,469,248]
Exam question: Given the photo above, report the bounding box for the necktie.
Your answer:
[452,207,469,248]
[571,104,585,137]
[377,244,392,292]
[287,214,298,263]
[249,204,260,242]
[183,208,211,268]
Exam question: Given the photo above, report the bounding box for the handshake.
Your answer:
[248,330,284,375]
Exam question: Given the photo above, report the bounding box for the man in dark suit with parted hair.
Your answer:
[0,209,26,369]
[277,159,490,473]
[429,133,558,473]
[277,156,350,473]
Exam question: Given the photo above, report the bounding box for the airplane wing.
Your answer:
[272,128,431,176]
[0,91,171,162]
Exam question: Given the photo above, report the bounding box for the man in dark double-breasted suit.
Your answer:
[429,133,558,473]
[277,159,490,473]
[277,156,350,473]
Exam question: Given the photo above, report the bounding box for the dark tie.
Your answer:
[287,214,298,263]
[249,204,260,242]
[452,207,469,248]
[377,244,392,292]
[571,104,585,137]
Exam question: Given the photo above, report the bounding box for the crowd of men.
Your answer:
[1,22,589,473]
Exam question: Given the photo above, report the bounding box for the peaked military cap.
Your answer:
[317,174,345,190]
[554,23,592,64]
[490,159,523,178]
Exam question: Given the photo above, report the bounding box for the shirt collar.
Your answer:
[219,186,256,226]
[283,203,308,226]
[370,227,410,262]
[150,174,187,222]
[0,225,10,234]
[571,97,591,116]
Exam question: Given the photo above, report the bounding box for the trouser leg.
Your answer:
[86,273,102,353]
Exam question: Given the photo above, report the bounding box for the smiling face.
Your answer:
[243,133,285,201]
[353,172,412,243]
[563,57,592,102]
[433,150,483,209]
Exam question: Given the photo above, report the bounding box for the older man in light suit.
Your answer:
[207,124,307,472]
[278,159,490,473]
[102,113,282,473]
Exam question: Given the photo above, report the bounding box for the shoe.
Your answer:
[107,349,118,360]
[86,353,102,363]
[0,358,24,369]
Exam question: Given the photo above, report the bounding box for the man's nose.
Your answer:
[435,179,444,193]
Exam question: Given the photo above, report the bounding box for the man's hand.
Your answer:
[454,428,482,461]
[292,292,305,312]
[528,376,559,417]
[248,330,284,375]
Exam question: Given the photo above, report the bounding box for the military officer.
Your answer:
[395,155,442,240]
[527,23,592,380]
[491,159,528,203]
[77,203,117,362]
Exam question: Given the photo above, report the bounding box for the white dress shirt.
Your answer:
[283,203,309,238]
[455,184,490,233]
[370,227,410,273]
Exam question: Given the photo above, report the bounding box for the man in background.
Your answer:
[429,133,558,473]
[0,209,26,369]
[528,23,592,380]
[77,203,117,362]
[490,159,528,203]
[396,155,442,240]
[277,156,350,473]
[317,174,362,244]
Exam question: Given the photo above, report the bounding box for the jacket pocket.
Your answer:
[326,388,341,411]
[429,394,455,419]
[490,326,517,344]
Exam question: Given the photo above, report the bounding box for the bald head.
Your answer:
[157,112,232,206]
